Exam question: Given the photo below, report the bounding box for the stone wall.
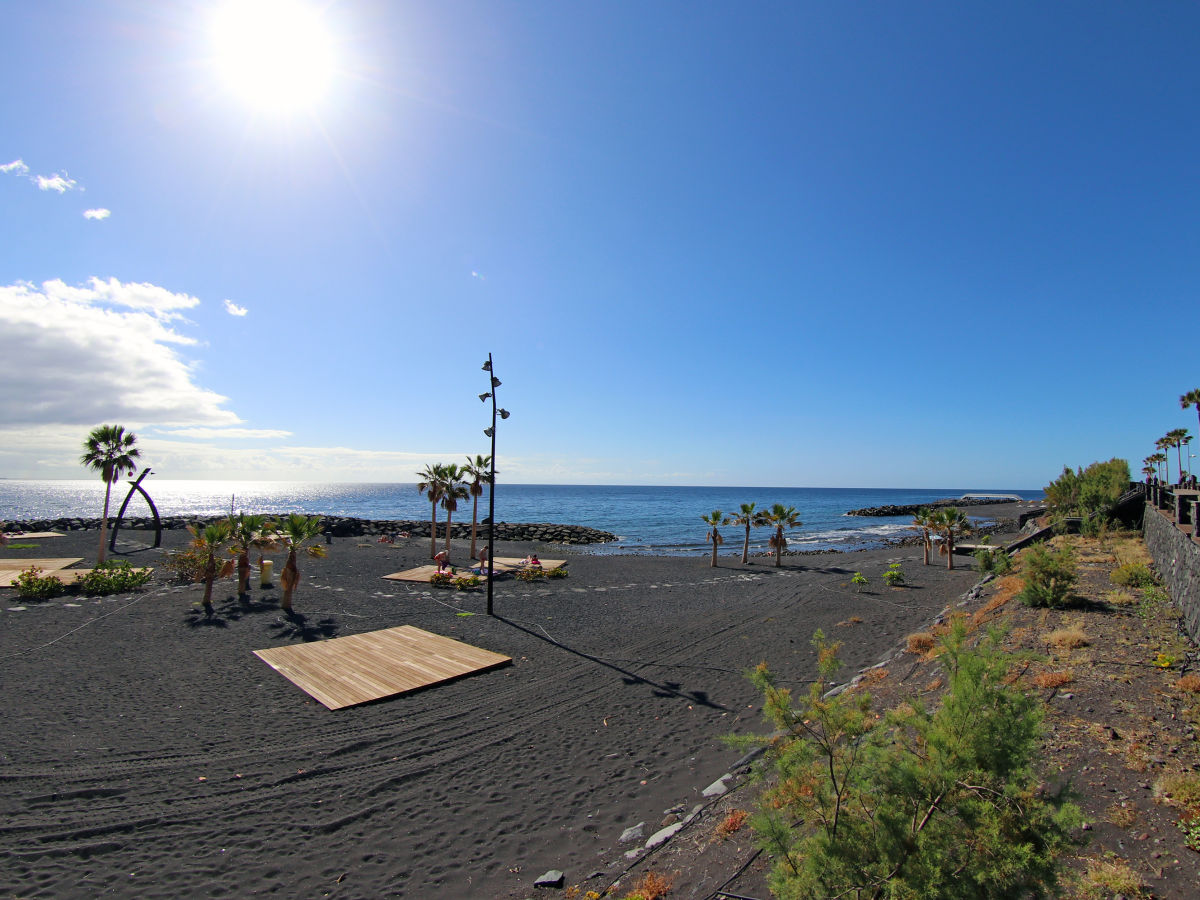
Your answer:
[1143,506,1200,645]
[3,516,618,546]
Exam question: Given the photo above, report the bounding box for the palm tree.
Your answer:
[1148,451,1169,482]
[462,454,494,559]
[1182,389,1200,453]
[227,513,276,598]
[930,506,971,571]
[1156,437,1174,480]
[701,510,730,568]
[439,463,470,556]
[79,424,141,565]
[911,507,934,566]
[417,463,447,558]
[187,520,234,618]
[1166,428,1190,482]
[278,513,327,614]
[763,503,802,568]
[730,502,766,564]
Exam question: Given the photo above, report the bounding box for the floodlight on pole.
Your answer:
[479,353,506,616]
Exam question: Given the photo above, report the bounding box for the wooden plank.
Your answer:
[0,559,85,588]
[253,625,512,710]
[382,565,443,582]
[1,532,64,539]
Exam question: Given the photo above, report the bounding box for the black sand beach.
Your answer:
[0,524,1008,898]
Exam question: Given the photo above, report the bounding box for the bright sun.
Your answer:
[210,0,336,113]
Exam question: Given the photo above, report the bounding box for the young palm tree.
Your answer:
[763,503,802,568]
[187,520,234,618]
[931,506,972,571]
[729,502,765,564]
[439,464,470,556]
[462,454,494,559]
[911,507,934,566]
[278,513,327,614]
[227,513,276,598]
[417,463,447,558]
[79,424,141,565]
[702,510,730,568]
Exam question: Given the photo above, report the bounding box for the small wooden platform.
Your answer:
[382,558,566,583]
[0,558,84,588]
[253,625,512,710]
[2,532,63,539]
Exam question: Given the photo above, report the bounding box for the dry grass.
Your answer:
[621,870,676,900]
[836,615,864,627]
[1033,670,1074,690]
[1177,673,1200,694]
[1103,589,1135,607]
[921,676,943,693]
[905,632,935,655]
[1071,853,1149,899]
[715,808,749,837]
[1104,802,1138,827]
[969,574,1022,628]
[1045,623,1089,650]
[862,668,889,684]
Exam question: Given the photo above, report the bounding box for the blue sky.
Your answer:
[2,1,1197,487]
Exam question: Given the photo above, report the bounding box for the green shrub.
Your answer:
[429,572,453,588]
[1080,515,1111,538]
[451,575,481,590]
[881,562,905,587]
[77,560,152,595]
[1110,562,1157,588]
[545,566,569,579]
[743,622,1080,899]
[975,548,1013,575]
[515,567,545,582]
[1044,458,1130,517]
[1018,543,1078,608]
[14,567,66,601]
[850,572,868,592]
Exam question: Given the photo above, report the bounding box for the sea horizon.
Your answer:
[1,480,1044,556]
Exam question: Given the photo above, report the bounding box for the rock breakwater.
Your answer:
[845,497,1014,517]
[3,516,618,546]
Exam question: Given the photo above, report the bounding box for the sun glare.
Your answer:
[210,0,336,113]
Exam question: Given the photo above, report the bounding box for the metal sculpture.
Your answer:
[108,467,162,551]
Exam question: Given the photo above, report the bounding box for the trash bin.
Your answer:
[260,559,273,587]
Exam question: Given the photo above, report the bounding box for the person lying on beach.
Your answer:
[522,553,541,567]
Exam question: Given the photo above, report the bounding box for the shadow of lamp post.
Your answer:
[480,354,509,616]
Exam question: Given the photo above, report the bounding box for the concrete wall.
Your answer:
[1143,507,1200,645]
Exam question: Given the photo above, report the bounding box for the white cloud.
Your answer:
[162,427,292,439]
[223,299,248,316]
[35,172,78,193]
[0,278,238,430]
[1,159,30,175]
[83,208,111,220]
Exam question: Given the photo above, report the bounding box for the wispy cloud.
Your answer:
[83,208,111,220]
[1,159,30,175]
[223,299,248,317]
[0,278,237,429]
[35,172,77,193]
[163,427,291,439]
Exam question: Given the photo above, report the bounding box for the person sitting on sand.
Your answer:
[523,553,541,568]
[434,550,449,573]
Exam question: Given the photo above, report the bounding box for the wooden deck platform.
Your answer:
[382,558,566,583]
[0,558,84,588]
[252,625,512,710]
[2,532,63,539]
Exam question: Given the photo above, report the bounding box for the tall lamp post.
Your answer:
[480,354,509,616]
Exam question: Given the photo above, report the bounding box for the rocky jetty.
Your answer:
[845,497,1016,517]
[2,515,617,546]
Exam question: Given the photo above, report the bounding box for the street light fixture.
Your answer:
[480,355,509,615]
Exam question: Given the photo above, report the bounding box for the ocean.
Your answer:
[0,480,1043,556]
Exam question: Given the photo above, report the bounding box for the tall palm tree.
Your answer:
[227,513,276,598]
[931,506,971,571]
[730,502,766,564]
[79,424,141,565]
[1166,428,1190,482]
[911,507,934,566]
[1182,389,1200,454]
[1148,451,1169,482]
[439,463,470,556]
[462,454,493,559]
[763,503,802,568]
[701,510,730,568]
[187,520,234,618]
[278,513,327,614]
[417,463,447,558]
